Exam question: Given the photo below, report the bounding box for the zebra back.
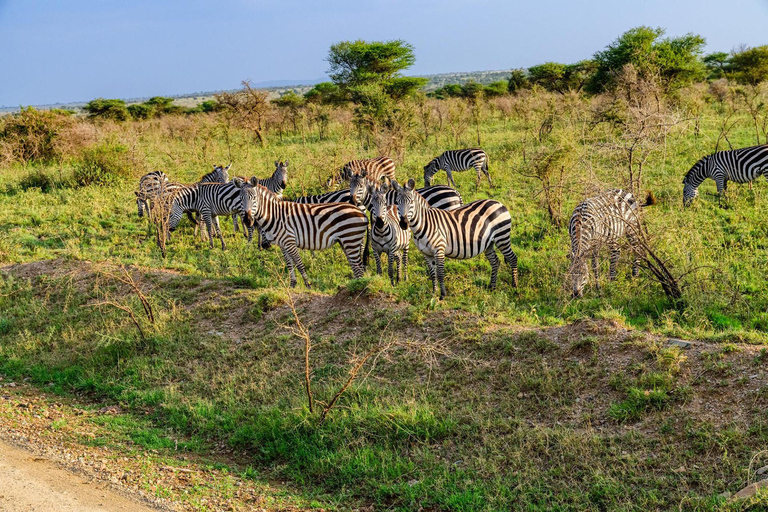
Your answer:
[291,189,352,204]
[336,156,396,183]
[350,174,463,211]
[569,189,641,258]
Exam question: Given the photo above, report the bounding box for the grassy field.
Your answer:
[1,89,768,510]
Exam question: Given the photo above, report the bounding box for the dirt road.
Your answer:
[0,439,159,512]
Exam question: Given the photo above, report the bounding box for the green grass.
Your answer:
[1,93,768,509]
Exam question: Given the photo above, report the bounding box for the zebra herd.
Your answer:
[135,144,768,299]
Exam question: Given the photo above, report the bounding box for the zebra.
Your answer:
[328,156,396,186]
[239,161,290,242]
[168,178,246,250]
[240,183,368,287]
[135,171,169,218]
[682,144,768,206]
[568,189,650,298]
[393,178,518,299]
[368,180,410,285]
[423,148,491,189]
[349,170,464,211]
[199,163,231,184]
[135,171,198,228]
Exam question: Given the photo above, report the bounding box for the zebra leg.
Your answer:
[485,245,501,290]
[280,246,298,287]
[213,215,226,250]
[201,212,215,249]
[425,256,437,293]
[435,250,447,300]
[387,250,396,285]
[373,249,383,276]
[483,159,492,186]
[716,178,727,205]
[232,213,240,234]
[402,247,408,282]
[340,240,365,280]
[475,165,482,191]
[497,240,519,288]
[392,251,401,284]
[285,243,311,288]
[609,246,620,281]
[446,170,456,188]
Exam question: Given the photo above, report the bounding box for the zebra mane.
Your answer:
[682,156,707,184]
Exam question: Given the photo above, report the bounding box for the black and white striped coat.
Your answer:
[423,148,490,188]
[394,178,518,299]
[349,171,464,211]
[292,189,353,205]
[240,184,368,287]
[135,171,169,218]
[329,156,396,186]
[168,178,245,249]
[368,181,411,285]
[238,161,289,242]
[682,145,768,205]
[568,189,644,298]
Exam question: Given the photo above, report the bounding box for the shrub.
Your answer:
[73,142,135,186]
[0,107,75,165]
[83,98,130,121]
[19,170,56,193]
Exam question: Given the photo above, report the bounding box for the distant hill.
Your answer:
[0,69,512,113]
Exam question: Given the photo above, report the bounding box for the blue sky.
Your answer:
[1,0,767,106]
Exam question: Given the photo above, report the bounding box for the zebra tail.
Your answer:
[642,191,657,207]
[483,156,489,172]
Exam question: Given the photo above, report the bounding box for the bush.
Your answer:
[83,98,130,121]
[0,107,75,165]
[19,170,56,193]
[73,142,135,186]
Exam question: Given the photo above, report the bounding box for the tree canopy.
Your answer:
[588,26,706,93]
[730,45,768,86]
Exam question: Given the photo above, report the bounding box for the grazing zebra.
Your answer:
[349,171,464,211]
[682,144,768,206]
[568,189,649,298]
[135,171,197,227]
[240,183,368,287]
[394,178,518,299]
[369,181,410,285]
[329,156,396,186]
[135,171,169,217]
[168,178,246,250]
[423,148,491,188]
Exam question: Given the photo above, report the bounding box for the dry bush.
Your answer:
[216,81,270,147]
[0,108,77,166]
[52,120,99,160]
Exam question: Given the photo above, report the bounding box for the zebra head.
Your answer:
[273,160,289,193]
[423,159,438,186]
[568,251,590,298]
[369,179,389,229]
[239,183,258,228]
[394,178,417,230]
[348,169,369,207]
[682,156,708,207]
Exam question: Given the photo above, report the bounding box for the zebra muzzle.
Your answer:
[399,216,408,230]
[375,217,385,229]
[244,212,254,227]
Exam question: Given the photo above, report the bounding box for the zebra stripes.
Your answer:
[349,171,464,211]
[682,144,768,206]
[291,189,352,205]
[240,184,368,287]
[328,156,396,186]
[423,148,490,188]
[168,179,246,250]
[369,181,410,285]
[200,164,231,184]
[568,189,644,298]
[248,161,288,199]
[135,171,169,217]
[394,178,518,299]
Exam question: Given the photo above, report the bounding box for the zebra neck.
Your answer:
[408,196,431,237]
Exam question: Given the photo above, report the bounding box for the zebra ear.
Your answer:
[361,169,367,178]
[249,177,257,186]
[406,178,415,190]
[274,161,279,167]
[225,163,232,171]
[284,159,289,167]
[232,177,245,188]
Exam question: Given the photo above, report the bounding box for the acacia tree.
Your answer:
[588,26,706,93]
[327,39,427,152]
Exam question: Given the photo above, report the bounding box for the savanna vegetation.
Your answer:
[1,27,768,510]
